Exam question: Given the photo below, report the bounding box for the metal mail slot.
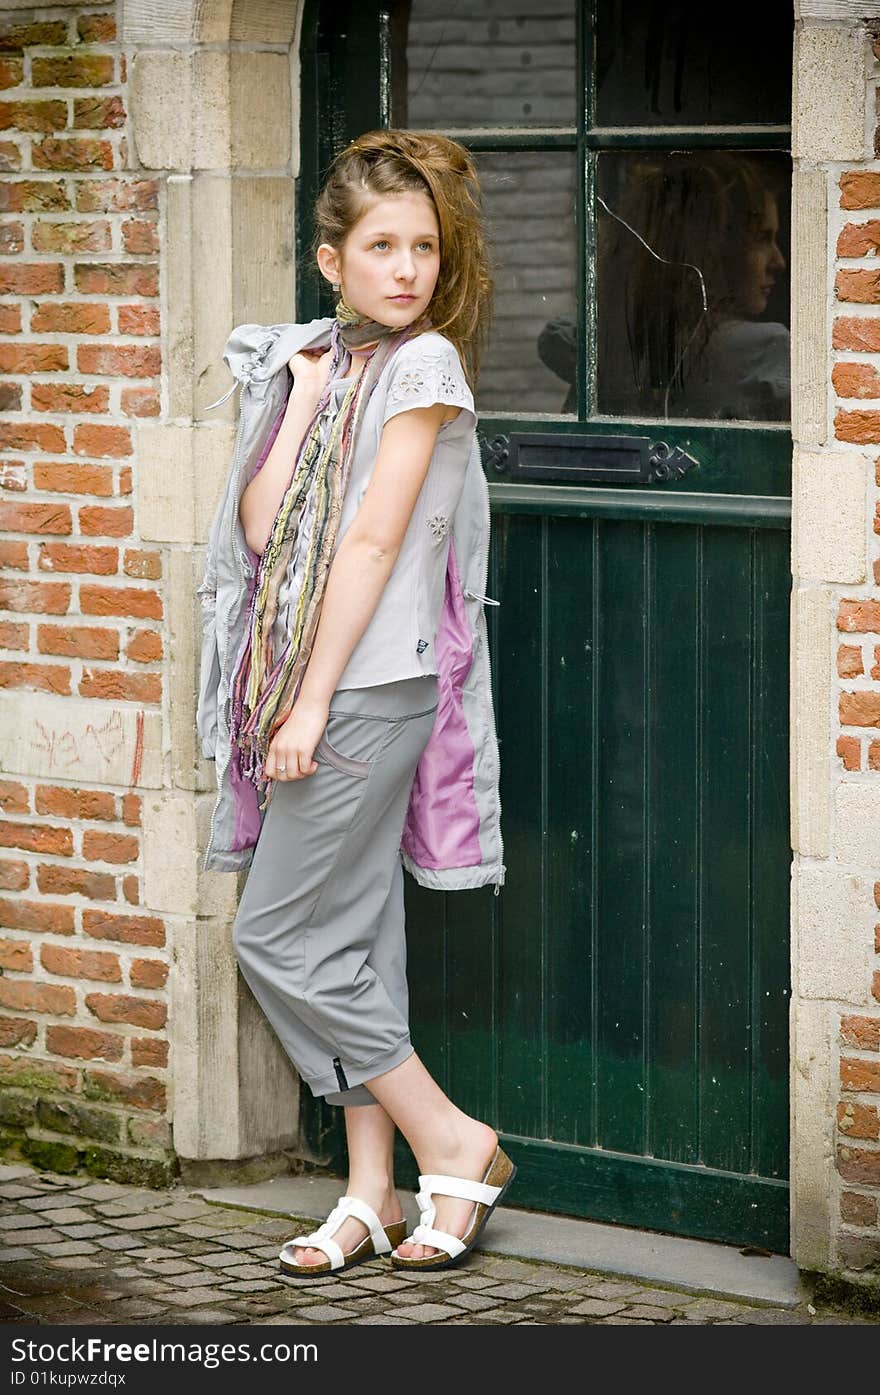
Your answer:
[480,432,699,485]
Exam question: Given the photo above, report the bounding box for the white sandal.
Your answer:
[390,1145,516,1272]
[279,1195,406,1278]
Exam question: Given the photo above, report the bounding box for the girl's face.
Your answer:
[318,191,441,332]
[735,190,786,317]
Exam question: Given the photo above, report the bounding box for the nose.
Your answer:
[769,239,786,274]
[395,255,416,283]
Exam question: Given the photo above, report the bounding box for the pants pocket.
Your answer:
[315,712,395,777]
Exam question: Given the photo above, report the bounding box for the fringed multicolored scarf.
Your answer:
[228,302,415,811]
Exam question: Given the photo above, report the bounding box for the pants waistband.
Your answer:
[330,673,439,719]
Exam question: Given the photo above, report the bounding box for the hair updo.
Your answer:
[313,128,493,387]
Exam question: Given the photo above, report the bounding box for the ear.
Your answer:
[316,243,342,287]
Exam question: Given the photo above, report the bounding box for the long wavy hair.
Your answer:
[313,128,493,388]
[599,152,785,412]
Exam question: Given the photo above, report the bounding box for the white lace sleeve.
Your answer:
[381,336,476,432]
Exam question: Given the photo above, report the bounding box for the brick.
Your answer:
[0,180,68,213]
[0,421,65,453]
[34,463,113,496]
[36,866,115,902]
[118,305,159,336]
[32,383,110,414]
[121,219,159,255]
[835,408,880,442]
[73,97,126,131]
[841,172,880,209]
[79,670,161,704]
[841,1191,879,1226]
[41,945,121,983]
[121,550,161,582]
[0,1053,77,1091]
[130,959,167,990]
[33,56,114,88]
[0,660,70,695]
[126,630,162,664]
[78,506,132,538]
[0,978,75,1015]
[0,580,70,616]
[0,392,22,421]
[0,141,20,171]
[85,992,165,1030]
[77,344,160,378]
[841,1016,880,1051]
[834,316,880,353]
[873,645,880,678]
[0,220,22,252]
[0,541,27,570]
[838,645,864,677]
[36,1096,120,1144]
[841,1058,880,1092]
[0,821,72,856]
[836,270,880,304]
[0,622,28,649]
[0,58,22,90]
[117,466,131,497]
[837,735,861,768]
[35,787,116,822]
[32,302,110,336]
[0,99,66,133]
[131,1037,168,1068]
[0,1015,36,1047]
[46,1025,124,1063]
[0,500,71,534]
[32,220,111,254]
[0,860,29,891]
[0,781,28,814]
[83,1070,165,1112]
[82,831,139,866]
[0,303,21,331]
[833,362,880,399]
[0,936,31,971]
[0,259,63,295]
[841,691,880,725]
[38,545,117,577]
[838,1233,880,1271]
[838,1101,880,1140]
[838,599,880,633]
[868,739,880,770]
[0,897,74,935]
[33,138,114,173]
[838,220,880,257]
[78,15,117,43]
[72,425,132,458]
[82,910,164,947]
[0,21,67,52]
[75,179,158,214]
[121,388,159,418]
[79,584,161,620]
[121,795,140,826]
[74,265,158,298]
[874,970,880,1004]
[37,626,118,661]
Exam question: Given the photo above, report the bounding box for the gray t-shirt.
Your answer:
[286,330,477,691]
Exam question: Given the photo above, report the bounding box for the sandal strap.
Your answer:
[409,1223,466,1259]
[416,1173,501,1207]
[335,1195,393,1255]
[279,1233,344,1269]
[279,1194,390,1269]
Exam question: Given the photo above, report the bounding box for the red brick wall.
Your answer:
[0,5,172,1185]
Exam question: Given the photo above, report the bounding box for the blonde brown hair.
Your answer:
[313,128,493,387]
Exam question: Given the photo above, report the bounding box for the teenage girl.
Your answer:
[229,130,514,1276]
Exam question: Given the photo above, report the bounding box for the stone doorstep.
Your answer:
[194,1174,806,1310]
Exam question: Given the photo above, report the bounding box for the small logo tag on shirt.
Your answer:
[416,639,429,654]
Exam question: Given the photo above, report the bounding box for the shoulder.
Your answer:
[381,330,475,431]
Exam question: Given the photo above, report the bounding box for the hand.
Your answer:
[287,347,334,406]
[265,694,330,782]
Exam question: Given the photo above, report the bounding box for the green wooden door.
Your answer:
[297,0,793,1251]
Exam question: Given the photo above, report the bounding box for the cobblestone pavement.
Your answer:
[0,1165,874,1327]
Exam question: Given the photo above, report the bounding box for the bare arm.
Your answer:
[266,400,459,779]
[238,349,333,556]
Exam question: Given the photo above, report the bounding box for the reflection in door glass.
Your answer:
[396,0,576,129]
[595,151,791,422]
[596,0,793,127]
[473,153,578,415]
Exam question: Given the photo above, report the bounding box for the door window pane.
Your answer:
[396,0,576,129]
[475,152,578,415]
[596,151,791,422]
[595,0,793,127]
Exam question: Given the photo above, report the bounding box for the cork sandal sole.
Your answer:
[390,1145,516,1272]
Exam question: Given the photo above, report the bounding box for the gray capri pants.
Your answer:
[232,673,439,1107]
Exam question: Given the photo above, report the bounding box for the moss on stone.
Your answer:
[36,1097,121,1145]
[83,1145,178,1190]
[0,1092,36,1128]
[23,1137,81,1173]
